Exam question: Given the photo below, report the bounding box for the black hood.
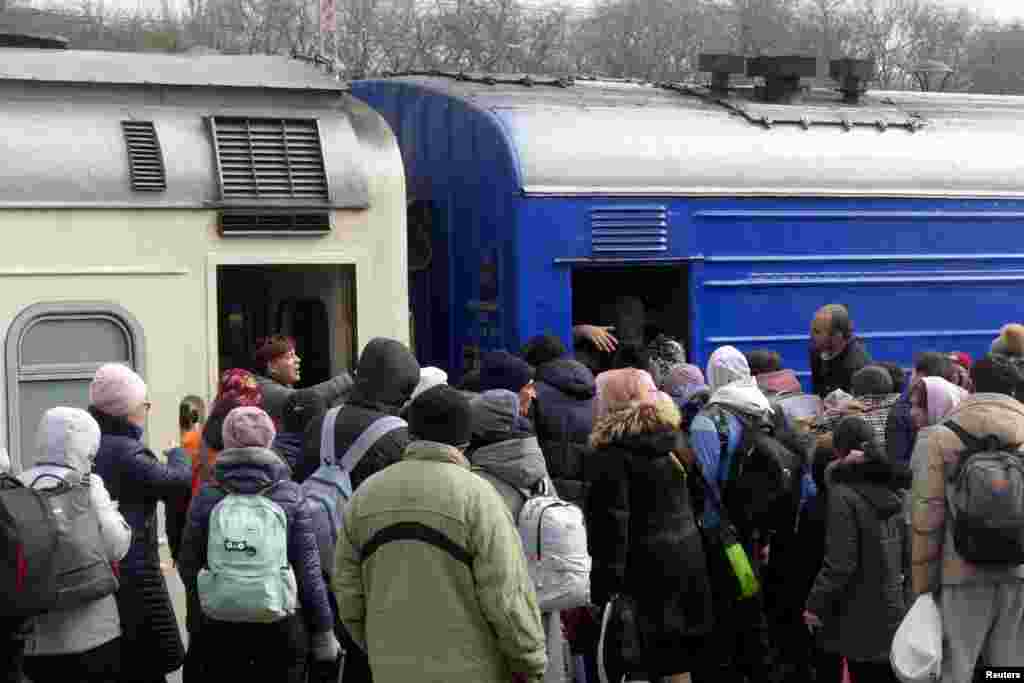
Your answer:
[537,359,597,400]
[350,338,421,411]
[830,459,904,517]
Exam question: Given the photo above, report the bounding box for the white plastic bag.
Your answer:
[891,593,943,683]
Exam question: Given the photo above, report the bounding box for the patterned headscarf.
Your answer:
[646,335,687,389]
[216,368,263,407]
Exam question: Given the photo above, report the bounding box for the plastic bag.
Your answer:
[891,594,942,683]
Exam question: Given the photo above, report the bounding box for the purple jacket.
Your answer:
[177,447,333,635]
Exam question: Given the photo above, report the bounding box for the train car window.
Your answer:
[4,301,145,472]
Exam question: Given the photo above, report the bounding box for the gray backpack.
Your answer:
[944,421,1024,567]
[0,470,119,618]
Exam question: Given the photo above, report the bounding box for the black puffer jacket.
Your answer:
[585,407,713,658]
[533,359,596,511]
[805,459,906,662]
[298,338,419,488]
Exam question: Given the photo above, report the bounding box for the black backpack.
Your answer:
[707,405,808,536]
[0,472,119,618]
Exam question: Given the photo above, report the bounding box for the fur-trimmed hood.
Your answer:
[589,401,684,453]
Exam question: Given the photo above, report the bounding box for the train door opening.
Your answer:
[216,264,357,387]
[571,265,690,370]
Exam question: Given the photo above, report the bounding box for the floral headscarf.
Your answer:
[646,335,687,389]
[216,368,263,407]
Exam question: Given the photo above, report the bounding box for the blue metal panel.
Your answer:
[353,78,1024,391]
[351,80,523,382]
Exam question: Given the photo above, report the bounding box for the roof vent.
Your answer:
[210,117,329,203]
[747,56,817,103]
[0,33,69,49]
[911,60,953,92]
[219,209,331,237]
[830,58,875,104]
[699,54,746,95]
[121,121,167,192]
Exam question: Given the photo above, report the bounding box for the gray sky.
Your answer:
[31,0,1024,25]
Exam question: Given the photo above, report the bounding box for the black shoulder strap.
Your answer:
[943,421,1008,455]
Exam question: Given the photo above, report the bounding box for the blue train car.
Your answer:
[350,71,1024,385]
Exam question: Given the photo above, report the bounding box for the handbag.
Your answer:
[597,594,646,683]
[890,593,942,683]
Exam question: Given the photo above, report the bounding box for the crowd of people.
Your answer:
[4,305,1024,683]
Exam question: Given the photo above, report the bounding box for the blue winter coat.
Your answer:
[177,447,334,636]
[89,407,190,676]
[272,431,304,474]
[90,408,191,574]
[532,359,596,510]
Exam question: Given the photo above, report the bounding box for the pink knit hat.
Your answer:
[222,407,277,449]
[89,363,147,417]
[594,368,659,421]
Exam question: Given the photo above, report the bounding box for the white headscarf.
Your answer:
[706,346,771,420]
[707,345,752,392]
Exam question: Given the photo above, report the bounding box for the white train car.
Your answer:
[0,42,408,469]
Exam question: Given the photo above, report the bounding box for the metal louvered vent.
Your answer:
[219,210,331,237]
[211,117,329,202]
[121,121,166,192]
[590,205,669,255]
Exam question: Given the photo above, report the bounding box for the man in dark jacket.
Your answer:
[479,350,537,427]
[532,357,596,512]
[809,304,872,398]
[298,338,419,683]
[297,338,420,488]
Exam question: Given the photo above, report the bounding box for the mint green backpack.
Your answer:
[197,482,298,623]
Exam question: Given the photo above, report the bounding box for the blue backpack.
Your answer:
[302,407,406,576]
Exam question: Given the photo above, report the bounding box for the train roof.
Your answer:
[0,48,346,90]
[0,48,393,208]
[359,73,1024,199]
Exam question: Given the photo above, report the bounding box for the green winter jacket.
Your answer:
[333,440,547,683]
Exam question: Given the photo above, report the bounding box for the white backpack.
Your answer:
[517,490,591,612]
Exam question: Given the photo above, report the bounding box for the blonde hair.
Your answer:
[590,392,681,448]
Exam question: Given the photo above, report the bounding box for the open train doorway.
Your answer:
[216,264,357,387]
[571,264,690,373]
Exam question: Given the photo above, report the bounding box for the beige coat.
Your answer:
[910,393,1024,595]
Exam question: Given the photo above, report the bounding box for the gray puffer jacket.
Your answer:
[469,432,565,683]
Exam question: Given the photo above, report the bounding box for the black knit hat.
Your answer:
[972,354,1024,398]
[521,335,567,368]
[408,384,473,447]
[479,351,534,393]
